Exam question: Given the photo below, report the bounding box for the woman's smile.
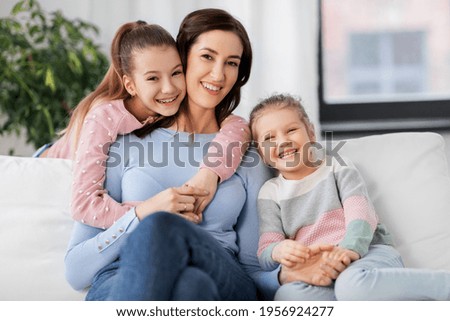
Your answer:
[201,81,222,95]
[186,30,243,112]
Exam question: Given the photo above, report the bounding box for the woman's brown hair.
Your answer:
[135,8,253,138]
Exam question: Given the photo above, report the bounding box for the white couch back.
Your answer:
[0,132,449,300]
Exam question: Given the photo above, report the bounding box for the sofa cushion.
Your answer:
[0,156,84,300]
[338,132,450,270]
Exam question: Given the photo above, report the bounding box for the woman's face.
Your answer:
[185,30,243,112]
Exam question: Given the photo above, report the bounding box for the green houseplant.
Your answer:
[0,0,109,150]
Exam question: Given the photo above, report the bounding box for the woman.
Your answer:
[64,8,280,300]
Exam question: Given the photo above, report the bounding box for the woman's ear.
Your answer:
[123,74,136,96]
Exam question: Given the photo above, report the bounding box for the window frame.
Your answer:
[318,0,450,134]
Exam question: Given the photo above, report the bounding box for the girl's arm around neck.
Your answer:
[200,114,251,182]
[70,102,145,228]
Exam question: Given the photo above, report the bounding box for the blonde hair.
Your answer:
[249,93,315,141]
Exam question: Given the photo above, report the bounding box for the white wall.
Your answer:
[0,0,319,156]
[3,0,449,169]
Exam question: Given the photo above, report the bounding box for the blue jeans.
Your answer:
[275,244,450,301]
[87,212,257,301]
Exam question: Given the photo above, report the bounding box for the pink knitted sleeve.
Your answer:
[44,135,73,159]
[70,106,143,229]
[200,114,251,182]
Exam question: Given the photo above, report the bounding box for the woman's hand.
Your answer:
[272,240,311,268]
[135,185,209,223]
[184,168,219,215]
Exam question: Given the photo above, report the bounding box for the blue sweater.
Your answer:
[64,128,279,299]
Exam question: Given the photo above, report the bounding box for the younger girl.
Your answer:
[41,21,250,229]
[250,93,450,300]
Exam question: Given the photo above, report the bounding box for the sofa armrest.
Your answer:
[0,156,84,300]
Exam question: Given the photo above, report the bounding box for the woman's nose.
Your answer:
[210,63,225,82]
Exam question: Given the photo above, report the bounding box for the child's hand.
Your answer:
[327,247,360,265]
[318,246,360,279]
[272,240,311,268]
[278,244,334,286]
[184,168,219,216]
[278,244,356,287]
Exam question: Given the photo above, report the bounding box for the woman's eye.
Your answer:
[201,54,213,60]
[147,76,158,81]
[227,61,239,67]
[172,70,183,77]
[287,128,297,133]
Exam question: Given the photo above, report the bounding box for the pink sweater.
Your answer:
[46,100,250,228]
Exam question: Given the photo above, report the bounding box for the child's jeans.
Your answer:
[275,244,450,301]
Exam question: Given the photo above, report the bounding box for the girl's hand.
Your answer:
[319,246,360,279]
[272,240,311,268]
[278,244,334,286]
[327,247,360,265]
[135,185,209,223]
[184,168,219,215]
[278,244,338,286]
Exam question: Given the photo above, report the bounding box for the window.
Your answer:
[350,31,425,95]
[319,0,450,133]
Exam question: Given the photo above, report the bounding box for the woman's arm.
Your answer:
[234,149,279,300]
[64,210,139,291]
[65,134,137,291]
[64,185,208,291]
[64,136,208,290]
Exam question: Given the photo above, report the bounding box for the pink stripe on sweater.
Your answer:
[258,232,285,256]
[294,209,346,246]
[343,195,378,230]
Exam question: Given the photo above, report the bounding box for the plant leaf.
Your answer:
[11,1,24,15]
[44,68,56,92]
[68,51,82,74]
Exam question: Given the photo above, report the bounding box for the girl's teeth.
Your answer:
[157,97,176,103]
[280,150,297,159]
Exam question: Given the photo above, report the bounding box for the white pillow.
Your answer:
[337,132,450,270]
[0,156,84,300]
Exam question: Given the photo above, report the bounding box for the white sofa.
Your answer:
[1,132,450,300]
